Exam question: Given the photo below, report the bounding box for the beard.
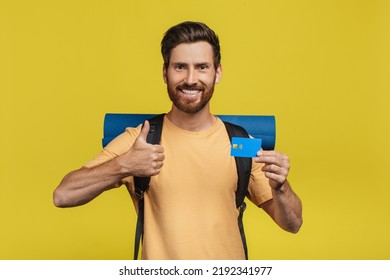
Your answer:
[166,79,216,114]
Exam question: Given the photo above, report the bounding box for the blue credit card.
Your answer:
[230,137,262,158]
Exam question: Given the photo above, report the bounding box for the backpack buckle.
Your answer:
[239,201,247,214]
[135,187,148,200]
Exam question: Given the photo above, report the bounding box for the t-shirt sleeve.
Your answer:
[83,125,142,168]
[246,159,273,206]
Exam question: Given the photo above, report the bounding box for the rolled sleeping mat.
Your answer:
[102,113,276,150]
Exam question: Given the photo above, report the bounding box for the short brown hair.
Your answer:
[161,21,221,69]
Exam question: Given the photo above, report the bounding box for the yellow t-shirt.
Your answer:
[84,116,272,259]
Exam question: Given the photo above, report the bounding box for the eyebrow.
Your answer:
[196,62,211,67]
[172,62,211,67]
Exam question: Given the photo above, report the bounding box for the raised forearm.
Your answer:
[270,181,303,233]
[53,122,165,208]
[53,156,129,208]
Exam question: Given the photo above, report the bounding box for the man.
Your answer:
[53,21,302,259]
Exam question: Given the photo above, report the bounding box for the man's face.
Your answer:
[163,41,222,114]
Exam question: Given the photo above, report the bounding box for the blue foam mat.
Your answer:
[103,114,276,150]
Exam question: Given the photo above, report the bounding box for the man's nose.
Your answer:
[184,68,197,85]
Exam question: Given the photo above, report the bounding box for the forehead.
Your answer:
[169,41,214,63]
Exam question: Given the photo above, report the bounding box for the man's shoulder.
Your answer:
[105,124,142,152]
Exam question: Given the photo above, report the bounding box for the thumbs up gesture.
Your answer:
[120,121,165,177]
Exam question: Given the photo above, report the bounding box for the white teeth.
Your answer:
[182,89,200,95]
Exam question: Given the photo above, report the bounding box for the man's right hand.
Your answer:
[53,120,164,207]
[119,120,165,177]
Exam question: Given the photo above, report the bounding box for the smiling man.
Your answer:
[53,21,302,260]
[164,41,221,114]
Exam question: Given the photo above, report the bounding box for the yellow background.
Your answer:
[1,0,389,259]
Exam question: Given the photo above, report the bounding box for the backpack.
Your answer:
[133,113,252,260]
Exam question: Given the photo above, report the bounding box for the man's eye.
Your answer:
[175,65,184,70]
[199,64,208,70]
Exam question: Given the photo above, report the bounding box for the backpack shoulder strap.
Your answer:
[134,113,165,199]
[223,121,252,208]
[223,121,252,260]
[133,113,165,260]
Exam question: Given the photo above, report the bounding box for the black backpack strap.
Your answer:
[133,114,165,199]
[223,121,252,260]
[133,113,165,260]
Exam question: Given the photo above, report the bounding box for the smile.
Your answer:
[180,89,202,95]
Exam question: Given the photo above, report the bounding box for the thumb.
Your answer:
[137,120,150,142]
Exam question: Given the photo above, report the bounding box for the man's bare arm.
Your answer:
[255,150,303,233]
[53,121,164,207]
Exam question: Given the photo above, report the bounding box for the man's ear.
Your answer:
[215,64,222,84]
[162,64,167,84]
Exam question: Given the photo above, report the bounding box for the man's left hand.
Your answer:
[254,150,290,190]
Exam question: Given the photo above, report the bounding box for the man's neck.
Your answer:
[166,106,216,132]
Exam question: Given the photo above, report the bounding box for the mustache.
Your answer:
[177,83,205,91]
